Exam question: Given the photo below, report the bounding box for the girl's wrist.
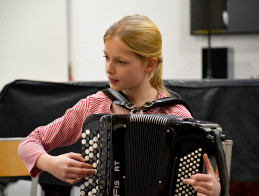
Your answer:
[36,153,54,172]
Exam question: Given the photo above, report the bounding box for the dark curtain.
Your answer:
[1,79,259,185]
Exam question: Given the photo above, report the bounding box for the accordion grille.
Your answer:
[125,115,168,195]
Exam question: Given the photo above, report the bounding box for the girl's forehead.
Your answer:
[104,38,132,55]
[104,37,144,61]
[104,37,127,48]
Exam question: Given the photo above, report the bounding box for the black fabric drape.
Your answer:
[1,79,259,185]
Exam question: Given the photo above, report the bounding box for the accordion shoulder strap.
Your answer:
[102,88,192,114]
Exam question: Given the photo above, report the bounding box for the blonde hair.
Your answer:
[103,14,170,96]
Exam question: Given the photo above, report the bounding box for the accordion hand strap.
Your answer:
[102,88,192,114]
[212,130,230,196]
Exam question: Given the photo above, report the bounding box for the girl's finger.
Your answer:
[67,152,85,162]
[203,153,214,175]
[183,178,195,185]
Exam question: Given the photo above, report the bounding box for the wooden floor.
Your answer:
[230,182,259,196]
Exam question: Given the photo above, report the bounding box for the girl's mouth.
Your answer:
[108,78,118,84]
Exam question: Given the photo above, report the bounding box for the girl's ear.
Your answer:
[145,57,157,73]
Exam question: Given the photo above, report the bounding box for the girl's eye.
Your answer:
[118,60,125,65]
[103,56,110,61]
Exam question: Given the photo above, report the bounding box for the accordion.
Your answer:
[80,114,229,196]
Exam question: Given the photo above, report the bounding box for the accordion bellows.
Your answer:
[80,114,228,196]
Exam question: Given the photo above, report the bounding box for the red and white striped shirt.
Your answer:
[18,90,192,177]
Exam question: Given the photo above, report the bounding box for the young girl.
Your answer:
[18,14,220,196]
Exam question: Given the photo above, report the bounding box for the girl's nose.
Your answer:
[105,61,115,74]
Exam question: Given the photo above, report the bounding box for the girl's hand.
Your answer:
[37,152,96,184]
[183,153,221,196]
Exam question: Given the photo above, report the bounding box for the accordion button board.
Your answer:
[81,128,100,196]
[174,148,203,195]
[80,114,227,196]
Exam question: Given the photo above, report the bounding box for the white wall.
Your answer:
[69,0,259,82]
[0,0,68,90]
[1,0,259,91]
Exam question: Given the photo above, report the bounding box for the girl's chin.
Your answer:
[109,84,122,92]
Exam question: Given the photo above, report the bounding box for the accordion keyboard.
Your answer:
[173,148,203,195]
[81,128,100,196]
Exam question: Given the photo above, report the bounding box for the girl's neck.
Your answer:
[122,83,158,107]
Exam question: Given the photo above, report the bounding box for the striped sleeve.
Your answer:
[18,98,88,177]
[18,91,112,177]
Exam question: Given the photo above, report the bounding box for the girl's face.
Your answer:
[104,38,150,92]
